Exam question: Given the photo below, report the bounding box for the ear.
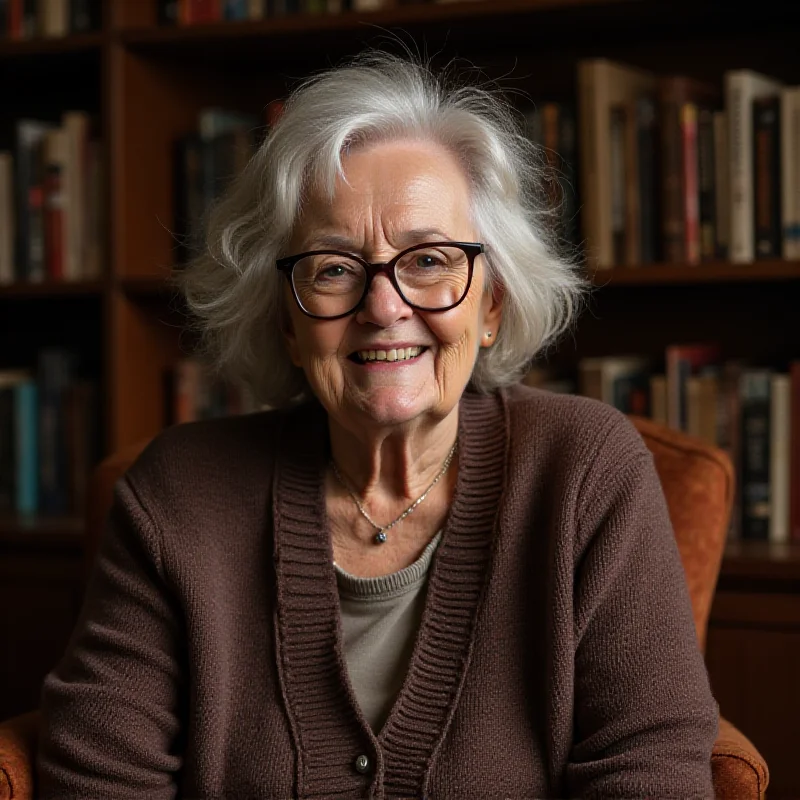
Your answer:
[479,282,504,348]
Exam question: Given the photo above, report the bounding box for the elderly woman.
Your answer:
[37,53,718,798]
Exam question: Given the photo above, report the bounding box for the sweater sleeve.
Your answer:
[36,474,185,799]
[564,421,719,799]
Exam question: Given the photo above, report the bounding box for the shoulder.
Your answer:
[121,404,315,524]
[499,382,651,467]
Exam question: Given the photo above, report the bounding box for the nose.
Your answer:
[355,273,414,327]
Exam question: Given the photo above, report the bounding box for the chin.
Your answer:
[354,387,436,428]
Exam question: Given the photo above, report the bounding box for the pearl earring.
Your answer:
[485,331,492,339]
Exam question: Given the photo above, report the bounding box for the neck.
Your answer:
[327,408,459,504]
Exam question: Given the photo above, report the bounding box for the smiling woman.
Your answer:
[36,51,720,800]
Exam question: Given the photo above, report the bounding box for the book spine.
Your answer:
[44,153,64,280]
[661,96,684,262]
[727,76,752,262]
[740,370,772,541]
[753,96,781,258]
[623,100,640,266]
[158,0,180,24]
[697,108,716,261]
[70,0,101,33]
[769,374,791,543]
[8,0,23,39]
[609,105,626,266]
[681,103,700,265]
[782,89,799,260]
[794,92,800,260]
[224,0,248,18]
[0,388,14,512]
[37,349,73,514]
[14,381,38,515]
[248,0,266,17]
[577,61,606,268]
[790,362,800,542]
[713,111,729,259]
[0,153,13,285]
[27,139,46,282]
[637,96,657,264]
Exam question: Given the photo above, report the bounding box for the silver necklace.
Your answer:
[330,439,458,545]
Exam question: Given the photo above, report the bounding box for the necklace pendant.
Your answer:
[374,531,388,544]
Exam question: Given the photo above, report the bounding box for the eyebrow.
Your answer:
[304,228,453,253]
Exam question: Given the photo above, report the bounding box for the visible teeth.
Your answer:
[357,346,423,363]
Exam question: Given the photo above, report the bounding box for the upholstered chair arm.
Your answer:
[712,715,769,799]
[0,710,38,800]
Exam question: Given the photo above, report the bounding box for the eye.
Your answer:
[320,264,347,279]
[415,253,445,269]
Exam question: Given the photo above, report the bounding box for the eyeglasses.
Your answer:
[276,241,484,320]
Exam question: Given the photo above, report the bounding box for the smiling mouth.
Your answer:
[349,346,427,364]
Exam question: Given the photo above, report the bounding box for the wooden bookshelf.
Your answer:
[2,0,800,792]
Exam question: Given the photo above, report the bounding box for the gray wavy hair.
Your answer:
[177,50,587,408]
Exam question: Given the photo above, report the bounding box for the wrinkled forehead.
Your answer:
[296,138,476,247]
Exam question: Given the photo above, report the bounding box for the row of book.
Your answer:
[527,348,800,544]
[578,60,800,268]
[0,349,99,517]
[174,107,269,262]
[157,0,432,24]
[521,102,580,251]
[0,0,100,39]
[0,112,104,285]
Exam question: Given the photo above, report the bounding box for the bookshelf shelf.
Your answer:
[721,540,800,583]
[0,514,84,550]
[589,260,800,287]
[0,280,106,299]
[0,32,103,58]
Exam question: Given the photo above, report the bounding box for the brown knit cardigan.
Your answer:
[36,385,718,799]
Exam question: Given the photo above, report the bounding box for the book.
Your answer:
[752,96,782,259]
[578,356,651,411]
[697,108,716,261]
[43,129,67,280]
[39,0,68,37]
[577,59,655,268]
[790,362,800,542]
[713,111,729,258]
[725,69,783,263]
[665,343,720,431]
[0,152,13,285]
[16,119,57,282]
[657,76,718,264]
[13,379,38,515]
[681,103,700,265]
[636,96,658,264]
[740,369,772,540]
[781,87,800,260]
[769,374,791,543]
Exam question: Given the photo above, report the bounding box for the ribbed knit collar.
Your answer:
[272,389,508,799]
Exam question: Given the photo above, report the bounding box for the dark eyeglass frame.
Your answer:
[276,241,484,320]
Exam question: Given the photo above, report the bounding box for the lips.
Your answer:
[351,346,426,364]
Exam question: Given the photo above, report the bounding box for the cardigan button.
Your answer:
[354,754,371,774]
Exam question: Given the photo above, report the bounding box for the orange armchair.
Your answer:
[0,419,769,799]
